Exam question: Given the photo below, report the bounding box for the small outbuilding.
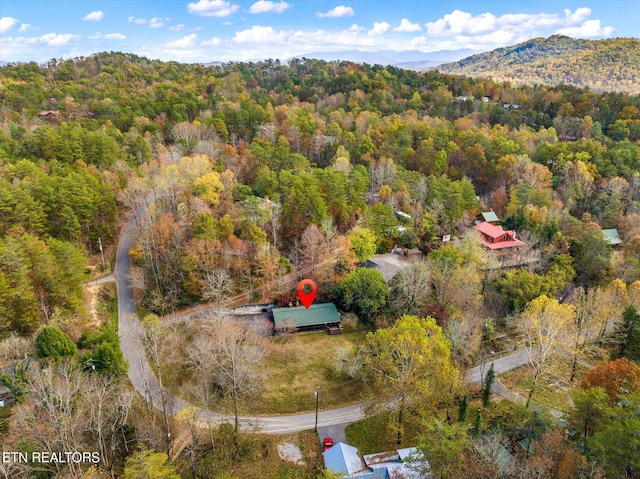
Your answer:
[602,228,622,246]
[475,211,500,225]
[272,303,341,334]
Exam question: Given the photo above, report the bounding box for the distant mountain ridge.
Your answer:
[289,49,476,69]
[436,35,640,95]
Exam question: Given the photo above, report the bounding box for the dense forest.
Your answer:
[1,51,640,478]
[437,35,640,95]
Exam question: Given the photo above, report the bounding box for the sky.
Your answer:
[1,1,638,64]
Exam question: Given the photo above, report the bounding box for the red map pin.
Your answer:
[297,279,317,309]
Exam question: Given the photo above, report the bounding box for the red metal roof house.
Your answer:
[474,222,525,250]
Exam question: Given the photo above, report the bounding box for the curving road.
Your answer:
[114,203,533,434]
[114,205,369,433]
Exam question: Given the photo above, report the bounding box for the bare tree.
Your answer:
[390,261,431,316]
[0,333,33,361]
[12,362,89,478]
[202,269,234,311]
[300,224,326,274]
[142,318,174,452]
[567,287,607,381]
[184,334,216,407]
[470,431,515,479]
[210,322,266,433]
[265,199,281,250]
[369,157,397,194]
[445,314,482,369]
[85,375,133,476]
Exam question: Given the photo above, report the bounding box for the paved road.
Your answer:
[465,349,531,384]
[87,273,115,286]
[114,202,533,434]
[114,204,367,433]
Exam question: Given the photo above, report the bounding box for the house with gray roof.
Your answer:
[324,443,431,479]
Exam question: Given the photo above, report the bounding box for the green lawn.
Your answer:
[345,412,424,454]
[249,331,370,414]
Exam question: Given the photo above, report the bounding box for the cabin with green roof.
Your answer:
[602,228,622,246]
[271,303,341,334]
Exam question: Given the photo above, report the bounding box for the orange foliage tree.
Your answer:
[581,357,640,406]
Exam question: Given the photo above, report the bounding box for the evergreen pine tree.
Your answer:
[458,394,469,423]
[482,363,495,408]
[473,408,483,437]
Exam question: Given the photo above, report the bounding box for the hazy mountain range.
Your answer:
[3,35,638,94]
[289,48,476,70]
[436,35,640,94]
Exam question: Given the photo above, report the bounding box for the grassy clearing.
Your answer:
[345,412,424,454]
[250,331,369,414]
[156,326,370,415]
[499,355,588,413]
[180,429,323,479]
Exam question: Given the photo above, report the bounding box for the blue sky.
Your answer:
[1,1,637,63]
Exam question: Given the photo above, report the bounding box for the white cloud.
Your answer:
[167,33,198,48]
[128,16,148,25]
[317,6,355,18]
[18,23,34,32]
[557,19,614,38]
[419,7,613,51]
[394,18,421,33]
[368,22,390,37]
[187,0,239,17]
[249,1,290,14]
[89,32,125,40]
[83,11,104,22]
[149,17,164,28]
[40,32,80,46]
[202,36,222,46]
[233,25,286,43]
[427,10,497,35]
[0,17,19,33]
[564,7,591,25]
[170,24,185,31]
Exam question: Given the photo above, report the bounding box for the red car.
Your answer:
[322,437,334,451]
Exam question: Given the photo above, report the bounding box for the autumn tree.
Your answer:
[567,286,607,381]
[348,226,377,264]
[417,420,469,479]
[519,295,574,407]
[581,358,640,407]
[362,315,458,444]
[122,446,181,479]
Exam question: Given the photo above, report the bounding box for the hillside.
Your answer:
[436,35,640,94]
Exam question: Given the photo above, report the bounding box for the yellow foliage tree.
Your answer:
[520,295,575,407]
[362,315,459,444]
[194,171,224,206]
